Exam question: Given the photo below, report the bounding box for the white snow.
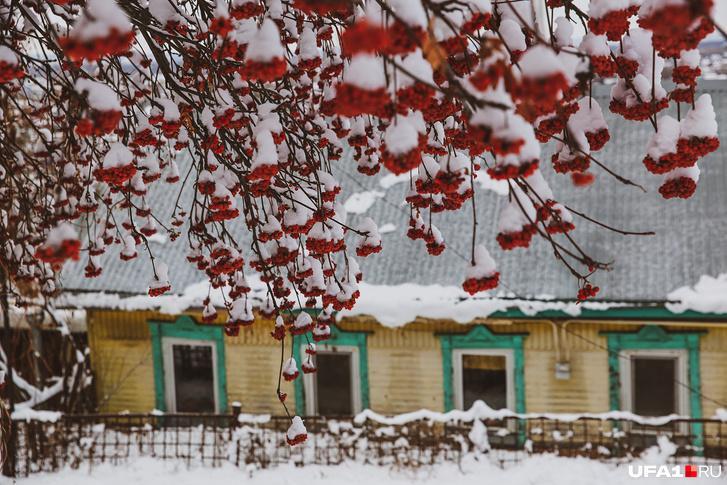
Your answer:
[646,116,680,159]
[384,116,419,155]
[69,0,132,41]
[474,169,509,195]
[11,408,62,422]
[75,78,121,112]
[286,415,307,442]
[45,223,78,248]
[680,94,718,139]
[666,274,727,314]
[499,19,527,52]
[579,33,610,57]
[378,223,396,234]
[336,282,628,327]
[13,451,718,485]
[298,27,319,61]
[344,191,384,214]
[379,172,412,189]
[354,400,701,427]
[343,54,386,90]
[518,45,564,78]
[388,0,428,27]
[246,19,285,62]
[589,0,630,18]
[465,245,497,280]
[0,45,18,64]
[102,143,134,169]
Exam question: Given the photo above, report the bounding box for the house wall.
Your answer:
[699,327,727,418]
[225,319,297,413]
[87,310,727,417]
[88,309,297,413]
[87,310,157,413]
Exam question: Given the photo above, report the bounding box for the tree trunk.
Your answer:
[1,269,17,478]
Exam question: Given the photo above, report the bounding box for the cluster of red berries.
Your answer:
[488,159,539,181]
[0,61,24,83]
[34,239,81,266]
[639,4,713,58]
[585,128,611,152]
[515,72,570,120]
[577,283,600,301]
[94,163,137,187]
[589,55,617,78]
[334,84,391,118]
[75,110,122,137]
[610,98,669,122]
[241,57,287,82]
[60,29,134,62]
[496,224,537,250]
[552,152,590,174]
[588,9,631,41]
[462,273,500,295]
[677,136,720,164]
[659,176,698,199]
[356,242,382,257]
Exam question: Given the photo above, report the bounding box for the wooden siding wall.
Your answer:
[224,319,297,413]
[88,310,727,416]
[87,310,158,413]
[699,328,727,418]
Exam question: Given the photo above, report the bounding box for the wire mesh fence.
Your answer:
[9,412,727,477]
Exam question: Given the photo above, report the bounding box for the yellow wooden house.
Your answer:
[81,304,727,422]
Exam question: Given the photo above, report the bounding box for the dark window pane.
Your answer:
[632,357,677,416]
[172,344,216,413]
[315,353,353,416]
[462,354,507,410]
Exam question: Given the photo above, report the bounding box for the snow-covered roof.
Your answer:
[61,81,727,313]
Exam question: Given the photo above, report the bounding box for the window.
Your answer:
[162,338,219,413]
[149,316,228,414]
[620,350,689,417]
[303,346,361,416]
[453,349,514,411]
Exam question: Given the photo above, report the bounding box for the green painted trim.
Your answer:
[148,315,228,413]
[438,325,527,414]
[292,326,369,416]
[602,325,705,448]
[487,306,727,321]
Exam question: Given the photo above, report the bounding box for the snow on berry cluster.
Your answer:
[0,0,721,437]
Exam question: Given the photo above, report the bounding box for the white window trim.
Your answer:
[302,344,361,416]
[619,349,690,417]
[452,348,515,411]
[162,337,219,413]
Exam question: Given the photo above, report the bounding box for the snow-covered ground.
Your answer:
[15,455,721,485]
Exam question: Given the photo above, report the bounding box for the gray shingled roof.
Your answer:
[61,80,727,303]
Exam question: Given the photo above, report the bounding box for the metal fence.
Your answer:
[9,412,727,477]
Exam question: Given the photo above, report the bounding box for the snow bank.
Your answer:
[666,274,727,314]
[14,454,717,485]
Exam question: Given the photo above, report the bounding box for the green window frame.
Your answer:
[602,325,704,447]
[292,326,369,416]
[438,325,527,413]
[149,315,228,413]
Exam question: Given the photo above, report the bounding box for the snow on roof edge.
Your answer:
[54,278,727,327]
